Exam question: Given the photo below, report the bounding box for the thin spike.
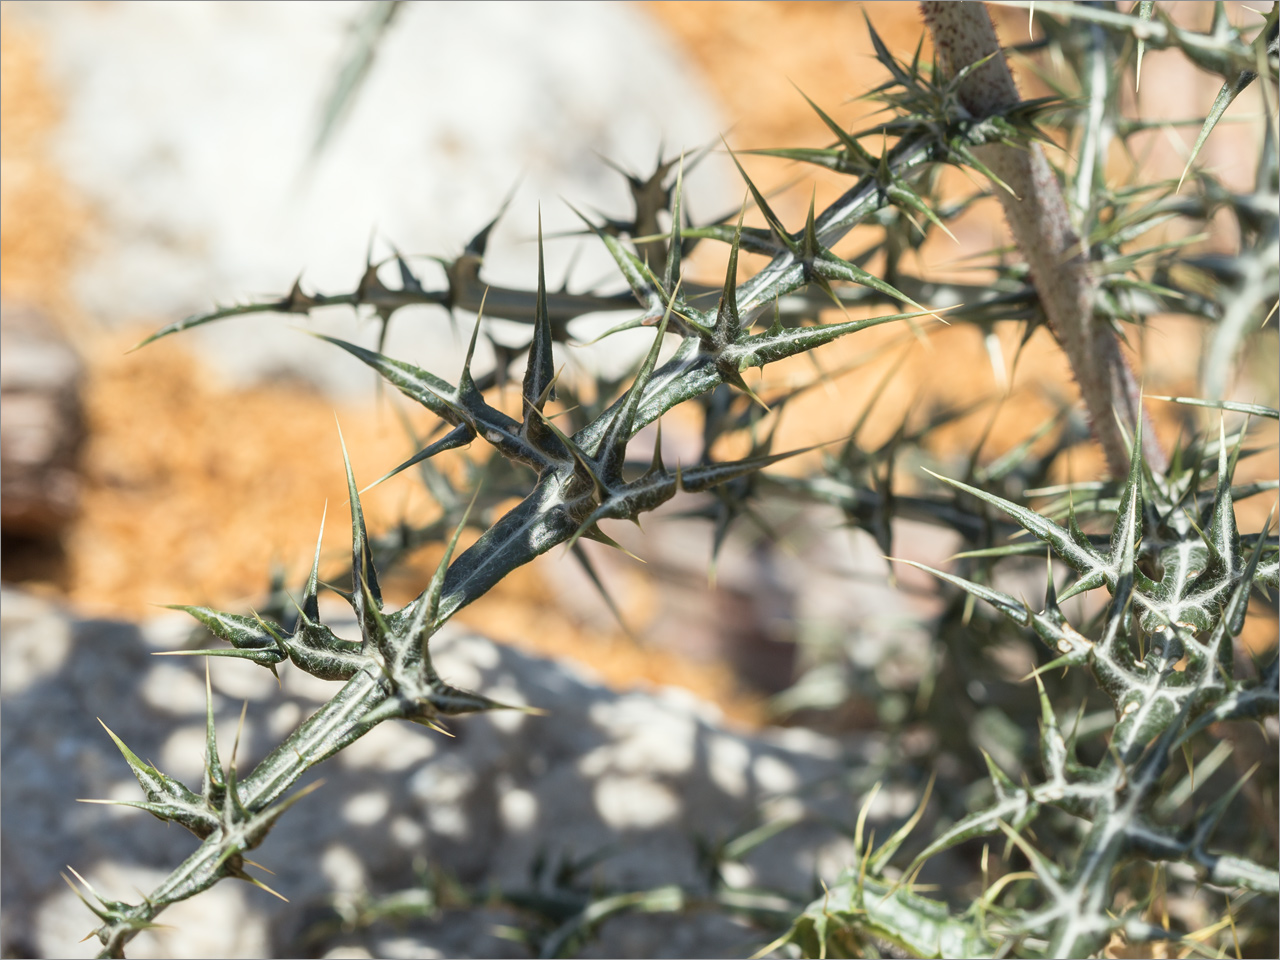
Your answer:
[647,420,666,477]
[714,201,748,345]
[598,285,676,479]
[723,141,800,255]
[361,423,476,494]
[570,542,633,637]
[336,418,382,631]
[523,210,556,410]
[1107,411,1145,565]
[203,662,225,798]
[663,155,685,296]
[303,503,327,622]
[801,187,820,264]
[393,247,423,293]
[790,82,875,165]
[421,485,481,643]
[62,868,111,922]
[923,468,1104,577]
[463,181,520,260]
[458,286,490,395]
[530,405,607,501]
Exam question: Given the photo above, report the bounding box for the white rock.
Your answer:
[22,0,735,396]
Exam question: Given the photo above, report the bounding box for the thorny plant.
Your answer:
[70,3,1277,957]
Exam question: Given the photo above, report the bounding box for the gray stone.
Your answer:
[1,588,906,959]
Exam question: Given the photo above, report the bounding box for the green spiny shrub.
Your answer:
[73,3,1277,957]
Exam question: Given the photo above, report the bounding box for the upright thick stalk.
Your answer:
[920,0,1166,477]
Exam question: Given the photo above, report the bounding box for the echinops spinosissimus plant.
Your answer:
[68,2,1277,957]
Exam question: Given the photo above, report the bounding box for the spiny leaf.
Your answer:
[362,423,477,493]
[894,559,1031,626]
[523,211,557,412]
[1135,0,1155,90]
[131,300,292,352]
[923,468,1105,576]
[597,291,675,480]
[312,333,461,421]
[457,287,489,397]
[724,143,801,256]
[570,542,632,637]
[95,720,209,823]
[662,156,685,298]
[165,606,285,663]
[1150,396,1279,420]
[302,503,326,621]
[885,179,958,242]
[791,82,877,166]
[1107,418,1146,568]
[336,420,382,637]
[739,306,931,368]
[868,772,934,873]
[202,664,226,801]
[420,485,479,637]
[677,440,830,495]
[1178,73,1259,193]
[565,200,664,320]
[712,203,747,346]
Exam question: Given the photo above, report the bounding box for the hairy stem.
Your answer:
[920,0,1166,477]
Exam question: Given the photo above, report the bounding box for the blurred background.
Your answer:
[4,0,1272,711]
[2,2,1276,957]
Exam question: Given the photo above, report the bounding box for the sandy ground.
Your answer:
[3,1,1276,726]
